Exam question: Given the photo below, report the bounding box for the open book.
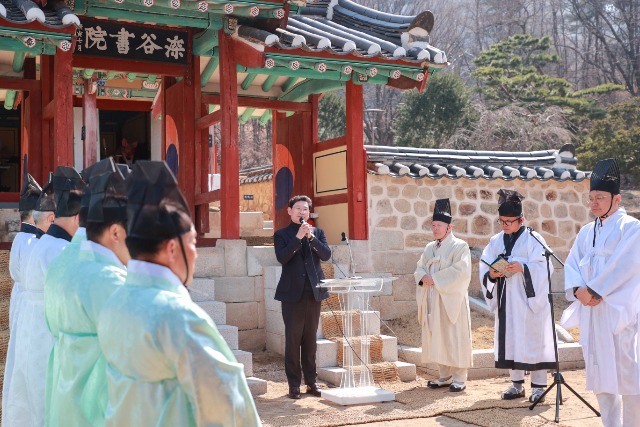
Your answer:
[481,255,514,278]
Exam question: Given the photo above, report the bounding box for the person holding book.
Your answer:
[414,199,473,392]
[479,189,556,403]
[562,158,640,426]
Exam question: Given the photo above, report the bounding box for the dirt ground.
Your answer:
[253,350,601,427]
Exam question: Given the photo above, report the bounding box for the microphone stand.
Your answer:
[526,227,600,422]
[341,232,360,279]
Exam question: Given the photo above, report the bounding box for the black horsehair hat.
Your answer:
[19,157,42,212]
[52,166,86,218]
[87,159,128,223]
[126,160,192,241]
[590,158,620,195]
[81,158,118,210]
[497,189,525,217]
[433,198,452,224]
[35,172,56,213]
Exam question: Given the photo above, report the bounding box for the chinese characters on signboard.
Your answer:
[76,18,188,65]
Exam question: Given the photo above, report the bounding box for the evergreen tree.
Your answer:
[472,34,620,121]
[318,92,346,141]
[578,98,640,181]
[392,72,475,148]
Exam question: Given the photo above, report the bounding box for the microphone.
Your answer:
[342,231,359,279]
[341,232,349,244]
[300,217,306,224]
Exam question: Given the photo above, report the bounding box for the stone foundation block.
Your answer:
[371,251,421,275]
[195,301,226,325]
[254,276,264,302]
[247,246,279,277]
[378,298,417,321]
[214,277,256,303]
[258,301,266,329]
[316,339,338,368]
[396,361,417,382]
[264,287,279,312]
[263,266,282,290]
[247,377,268,396]
[371,230,404,251]
[391,274,417,301]
[266,309,285,336]
[194,247,225,278]
[216,324,239,350]
[266,331,285,355]
[227,302,259,330]
[239,329,265,351]
[217,239,248,277]
[189,278,216,299]
[232,349,254,377]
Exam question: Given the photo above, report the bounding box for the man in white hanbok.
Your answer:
[480,189,556,403]
[4,166,85,427]
[2,170,53,427]
[415,199,473,392]
[563,158,640,427]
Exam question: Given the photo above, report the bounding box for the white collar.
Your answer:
[127,259,188,296]
[80,240,125,269]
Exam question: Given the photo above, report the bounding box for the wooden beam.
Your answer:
[0,77,39,92]
[40,55,53,180]
[196,110,222,129]
[24,57,42,184]
[73,55,187,77]
[314,193,348,207]
[230,37,265,69]
[72,98,153,111]
[315,135,346,152]
[200,56,219,87]
[345,81,368,240]
[202,94,312,112]
[218,31,240,239]
[195,189,220,205]
[83,79,98,167]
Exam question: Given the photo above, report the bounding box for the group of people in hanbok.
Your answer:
[4,159,261,427]
[415,158,640,427]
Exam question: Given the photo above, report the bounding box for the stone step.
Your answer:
[316,335,398,368]
[399,343,585,380]
[233,349,253,377]
[317,310,381,339]
[263,266,282,291]
[216,324,239,350]
[213,276,259,303]
[318,361,416,386]
[247,377,268,396]
[195,300,227,326]
[189,278,216,300]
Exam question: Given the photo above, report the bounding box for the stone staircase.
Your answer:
[263,265,417,386]
[189,277,267,395]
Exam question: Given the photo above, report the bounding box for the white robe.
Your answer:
[414,232,473,368]
[562,207,640,395]
[479,227,556,370]
[3,229,39,427]
[4,232,70,427]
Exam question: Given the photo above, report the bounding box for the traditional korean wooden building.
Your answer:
[0,0,448,244]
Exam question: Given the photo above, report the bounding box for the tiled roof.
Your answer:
[0,0,80,28]
[240,165,273,184]
[367,144,588,182]
[236,0,446,67]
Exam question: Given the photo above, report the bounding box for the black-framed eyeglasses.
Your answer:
[496,218,521,226]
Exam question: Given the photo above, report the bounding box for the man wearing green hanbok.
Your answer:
[98,161,261,427]
[45,158,129,427]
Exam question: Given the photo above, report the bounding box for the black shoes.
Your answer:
[501,385,525,400]
[306,384,322,397]
[288,387,301,399]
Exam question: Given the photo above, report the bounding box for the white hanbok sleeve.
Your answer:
[432,242,472,324]
[479,239,499,312]
[564,227,588,301]
[512,232,552,314]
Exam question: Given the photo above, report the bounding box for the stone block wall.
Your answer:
[368,175,591,306]
[0,209,19,242]
[239,181,272,220]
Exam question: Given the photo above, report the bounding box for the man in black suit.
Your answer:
[274,195,332,399]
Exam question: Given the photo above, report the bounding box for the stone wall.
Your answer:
[0,209,19,242]
[367,175,592,314]
[239,181,272,220]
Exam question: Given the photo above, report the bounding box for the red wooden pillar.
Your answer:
[345,81,368,240]
[41,55,53,178]
[22,58,42,183]
[219,31,240,239]
[83,78,98,167]
[52,48,74,166]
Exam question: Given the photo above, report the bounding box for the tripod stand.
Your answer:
[526,228,600,422]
